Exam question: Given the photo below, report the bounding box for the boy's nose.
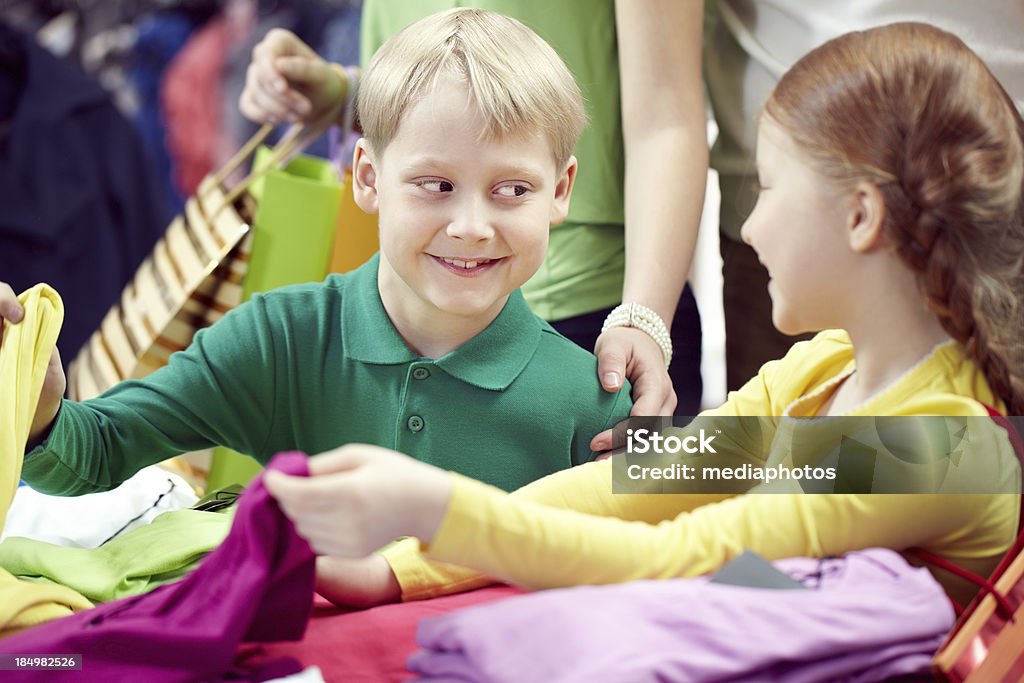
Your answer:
[446,196,495,242]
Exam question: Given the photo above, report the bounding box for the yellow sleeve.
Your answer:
[383,331,855,599]
[384,458,734,600]
[391,331,1016,600]
[425,475,1017,595]
[382,351,799,601]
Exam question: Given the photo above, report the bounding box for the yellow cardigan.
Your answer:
[385,330,1021,606]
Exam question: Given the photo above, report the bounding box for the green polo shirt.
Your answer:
[22,255,631,496]
[361,0,625,321]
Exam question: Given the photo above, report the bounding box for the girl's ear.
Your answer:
[549,155,578,226]
[352,139,380,214]
[848,181,887,253]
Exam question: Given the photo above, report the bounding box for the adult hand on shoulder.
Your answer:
[590,326,676,452]
[1,280,65,446]
[239,28,346,125]
[265,444,453,558]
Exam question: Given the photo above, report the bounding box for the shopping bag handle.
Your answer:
[203,66,357,217]
[217,115,334,214]
[202,102,344,219]
[208,122,276,189]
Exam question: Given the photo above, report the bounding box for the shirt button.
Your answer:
[412,367,430,380]
[407,415,425,432]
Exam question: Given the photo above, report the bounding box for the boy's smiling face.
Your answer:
[353,73,576,353]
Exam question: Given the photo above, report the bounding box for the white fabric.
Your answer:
[263,666,326,683]
[1,466,198,548]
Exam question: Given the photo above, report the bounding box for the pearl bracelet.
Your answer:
[601,302,673,368]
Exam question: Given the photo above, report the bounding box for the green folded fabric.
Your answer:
[0,508,232,602]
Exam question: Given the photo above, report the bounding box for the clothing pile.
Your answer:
[1,287,317,680]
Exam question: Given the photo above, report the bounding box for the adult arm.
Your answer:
[596,0,708,414]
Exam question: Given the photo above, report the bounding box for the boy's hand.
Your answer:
[239,28,346,125]
[1,281,65,446]
[265,444,453,558]
[0,282,23,328]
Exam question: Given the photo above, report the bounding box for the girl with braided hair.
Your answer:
[261,22,1023,614]
[757,21,1024,419]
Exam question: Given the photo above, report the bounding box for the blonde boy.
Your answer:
[8,9,631,496]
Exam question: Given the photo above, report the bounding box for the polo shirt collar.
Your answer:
[342,253,542,391]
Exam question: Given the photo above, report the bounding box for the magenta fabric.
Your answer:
[237,585,526,682]
[409,549,954,683]
[0,452,315,682]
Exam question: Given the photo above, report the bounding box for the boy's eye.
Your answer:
[496,184,529,198]
[418,180,454,193]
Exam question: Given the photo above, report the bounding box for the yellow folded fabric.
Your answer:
[0,568,93,636]
[0,284,92,636]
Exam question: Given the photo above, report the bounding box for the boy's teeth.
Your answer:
[442,257,490,269]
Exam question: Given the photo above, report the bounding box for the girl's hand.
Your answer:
[315,554,401,608]
[265,444,453,558]
[1,281,65,447]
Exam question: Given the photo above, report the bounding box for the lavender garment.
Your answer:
[409,549,953,683]
[0,452,315,682]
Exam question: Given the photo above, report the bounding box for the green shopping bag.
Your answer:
[242,146,342,293]
[207,144,342,490]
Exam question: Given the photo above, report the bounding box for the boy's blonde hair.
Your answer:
[356,8,586,166]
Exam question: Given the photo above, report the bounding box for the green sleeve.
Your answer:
[574,380,633,466]
[21,295,280,495]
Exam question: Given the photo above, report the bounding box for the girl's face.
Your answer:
[741,118,862,336]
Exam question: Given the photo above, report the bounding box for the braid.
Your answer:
[972,324,1024,416]
[962,106,1024,416]
[917,231,976,346]
[887,138,1024,415]
[905,219,1023,416]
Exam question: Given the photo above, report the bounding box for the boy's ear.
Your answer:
[352,138,380,214]
[549,155,578,226]
[848,181,887,253]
